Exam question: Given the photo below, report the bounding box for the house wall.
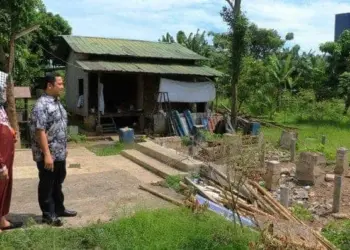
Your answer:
[65,52,89,116]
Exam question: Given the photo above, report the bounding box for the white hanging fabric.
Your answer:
[158,78,216,103]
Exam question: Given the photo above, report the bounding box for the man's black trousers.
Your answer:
[36,160,66,217]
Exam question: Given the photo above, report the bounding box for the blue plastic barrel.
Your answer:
[119,127,134,144]
[250,122,261,136]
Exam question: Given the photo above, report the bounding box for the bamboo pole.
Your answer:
[249,180,336,250]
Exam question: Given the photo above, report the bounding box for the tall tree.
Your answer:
[159,29,212,58]
[247,23,285,59]
[319,30,350,113]
[222,0,248,127]
[0,0,43,145]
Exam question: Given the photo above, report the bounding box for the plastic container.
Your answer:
[119,127,134,144]
[250,122,261,136]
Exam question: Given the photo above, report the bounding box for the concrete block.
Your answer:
[280,130,298,150]
[135,141,203,172]
[335,148,348,176]
[264,160,281,191]
[296,152,317,186]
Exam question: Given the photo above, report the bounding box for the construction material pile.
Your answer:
[192,164,337,250]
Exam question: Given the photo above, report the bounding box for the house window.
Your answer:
[78,79,84,95]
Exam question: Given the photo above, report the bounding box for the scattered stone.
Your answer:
[309,191,316,197]
[296,200,304,206]
[293,188,309,200]
[325,174,335,182]
[296,152,318,186]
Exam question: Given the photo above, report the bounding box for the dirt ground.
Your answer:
[10,146,174,228]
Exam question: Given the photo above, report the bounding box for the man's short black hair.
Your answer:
[42,72,62,89]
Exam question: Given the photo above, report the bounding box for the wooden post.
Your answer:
[332,175,342,213]
[321,135,326,145]
[5,25,40,149]
[290,137,296,163]
[260,138,265,168]
[136,74,145,132]
[24,99,28,121]
[280,186,289,208]
[96,73,102,135]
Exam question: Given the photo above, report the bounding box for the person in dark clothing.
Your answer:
[30,73,77,227]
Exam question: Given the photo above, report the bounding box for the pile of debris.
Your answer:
[193,164,337,250]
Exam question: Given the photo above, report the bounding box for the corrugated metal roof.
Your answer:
[14,87,31,98]
[62,35,206,60]
[76,61,222,77]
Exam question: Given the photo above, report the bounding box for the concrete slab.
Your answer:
[135,141,203,172]
[9,147,169,228]
[121,149,187,179]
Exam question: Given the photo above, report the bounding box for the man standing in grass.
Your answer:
[30,73,77,227]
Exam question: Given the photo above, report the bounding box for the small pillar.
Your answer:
[264,160,281,191]
[334,147,348,176]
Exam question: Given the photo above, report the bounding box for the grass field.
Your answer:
[262,111,350,161]
[0,208,258,250]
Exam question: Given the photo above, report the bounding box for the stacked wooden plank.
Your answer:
[197,165,337,250]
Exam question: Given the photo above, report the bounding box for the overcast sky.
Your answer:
[44,0,350,52]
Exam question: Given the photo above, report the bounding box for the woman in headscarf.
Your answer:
[0,72,21,231]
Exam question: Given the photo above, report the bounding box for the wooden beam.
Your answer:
[15,25,40,40]
[136,74,145,131]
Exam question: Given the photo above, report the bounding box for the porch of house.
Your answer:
[82,72,151,134]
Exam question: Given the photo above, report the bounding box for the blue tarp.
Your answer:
[195,194,257,228]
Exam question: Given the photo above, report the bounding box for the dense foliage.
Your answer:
[159,4,350,121]
[0,0,71,86]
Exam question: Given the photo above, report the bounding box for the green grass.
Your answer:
[0,208,258,250]
[165,175,183,191]
[322,220,350,250]
[68,133,87,143]
[290,204,313,222]
[88,142,125,156]
[262,113,350,161]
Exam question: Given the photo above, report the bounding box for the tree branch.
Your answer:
[14,24,40,40]
[225,0,235,10]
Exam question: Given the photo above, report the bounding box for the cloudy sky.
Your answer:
[44,0,350,52]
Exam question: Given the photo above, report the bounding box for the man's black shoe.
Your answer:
[42,216,63,227]
[57,209,77,217]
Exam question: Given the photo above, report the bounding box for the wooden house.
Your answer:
[55,35,222,134]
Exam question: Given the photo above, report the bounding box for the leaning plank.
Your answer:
[139,185,184,207]
[184,177,219,203]
[249,180,337,250]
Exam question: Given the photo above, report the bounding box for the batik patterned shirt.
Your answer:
[30,94,68,162]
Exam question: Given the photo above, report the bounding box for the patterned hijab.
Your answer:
[0,71,8,105]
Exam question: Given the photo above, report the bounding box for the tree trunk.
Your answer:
[228,0,243,129]
[231,75,238,128]
[5,36,20,148]
[343,93,350,115]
